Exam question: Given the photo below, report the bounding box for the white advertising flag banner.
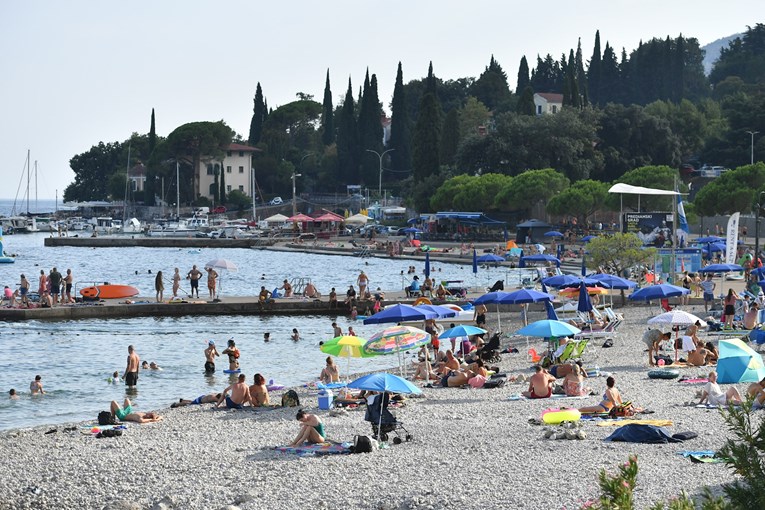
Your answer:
[725,213,740,265]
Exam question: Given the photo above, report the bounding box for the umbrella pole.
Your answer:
[496,303,501,333]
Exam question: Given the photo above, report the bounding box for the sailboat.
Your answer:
[0,228,15,263]
[6,150,40,233]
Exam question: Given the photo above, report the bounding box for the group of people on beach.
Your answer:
[3,267,74,308]
[153,265,219,302]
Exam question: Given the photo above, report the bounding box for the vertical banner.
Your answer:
[676,195,689,248]
[725,213,740,265]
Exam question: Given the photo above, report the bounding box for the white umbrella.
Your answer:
[205,259,238,299]
[647,310,704,327]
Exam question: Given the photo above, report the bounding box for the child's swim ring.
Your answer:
[647,369,680,379]
[541,407,581,424]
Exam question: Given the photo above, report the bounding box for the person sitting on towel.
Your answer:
[687,345,710,366]
[563,363,591,397]
[289,409,325,446]
[521,365,556,399]
[699,371,743,406]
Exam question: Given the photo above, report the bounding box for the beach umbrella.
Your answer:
[589,274,637,289]
[438,325,487,339]
[347,371,423,440]
[499,288,554,329]
[424,251,430,278]
[559,286,608,298]
[204,258,238,299]
[321,335,376,376]
[402,227,422,234]
[582,235,598,242]
[542,274,582,289]
[364,325,431,376]
[577,281,593,313]
[544,231,564,237]
[696,236,724,243]
[752,267,765,278]
[698,263,745,274]
[717,338,765,383]
[647,310,704,326]
[544,300,559,321]
[476,254,505,264]
[473,291,511,305]
[628,284,689,301]
[415,304,457,318]
[516,319,581,338]
[472,249,478,274]
[363,304,438,325]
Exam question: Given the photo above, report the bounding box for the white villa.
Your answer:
[533,92,563,115]
[197,143,261,201]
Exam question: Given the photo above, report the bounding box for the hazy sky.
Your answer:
[0,1,758,199]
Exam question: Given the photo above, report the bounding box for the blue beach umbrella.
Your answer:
[542,274,582,288]
[628,284,689,301]
[438,325,487,339]
[752,267,765,278]
[516,319,581,338]
[363,304,438,325]
[499,288,554,304]
[589,274,637,289]
[424,251,430,278]
[716,339,765,383]
[415,304,457,318]
[476,254,505,264]
[473,291,512,305]
[582,235,598,242]
[348,372,422,394]
[544,299,559,320]
[402,227,422,234]
[472,249,478,275]
[544,231,564,237]
[698,263,745,274]
[577,281,593,313]
[696,236,724,243]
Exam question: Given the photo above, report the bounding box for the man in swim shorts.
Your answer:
[124,345,140,389]
[522,365,556,399]
[205,340,219,374]
[187,265,202,298]
[215,374,251,409]
[49,267,62,306]
[171,393,222,407]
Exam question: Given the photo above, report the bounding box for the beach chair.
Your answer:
[554,341,578,364]
[572,339,589,359]
[364,393,413,444]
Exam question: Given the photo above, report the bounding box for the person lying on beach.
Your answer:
[521,365,556,399]
[110,398,162,423]
[289,409,325,446]
[412,359,440,381]
[249,373,271,407]
[319,357,339,384]
[440,369,475,388]
[215,374,251,410]
[171,393,222,408]
[699,371,743,406]
[642,330,672,366]
[579,376,622,414]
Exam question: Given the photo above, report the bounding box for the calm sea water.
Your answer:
[0,198,60,217]
[0,233,500,431]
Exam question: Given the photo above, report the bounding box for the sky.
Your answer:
[0,1,759,199]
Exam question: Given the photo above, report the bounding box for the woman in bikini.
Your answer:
[249,373,270,407]
[578,376,621,414]
[319,356,339,383]
[172,268,181,297]
[723,288,740,329]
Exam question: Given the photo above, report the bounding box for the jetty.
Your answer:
[44,237,276,249]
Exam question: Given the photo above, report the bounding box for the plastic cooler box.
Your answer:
[318,389,334,410]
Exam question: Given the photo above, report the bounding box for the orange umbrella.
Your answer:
[559,286,607,298]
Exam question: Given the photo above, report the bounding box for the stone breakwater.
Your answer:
[0,310,747,510]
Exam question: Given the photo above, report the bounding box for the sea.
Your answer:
[0,227,502,432]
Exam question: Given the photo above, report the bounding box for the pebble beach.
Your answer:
[0,306,754,510]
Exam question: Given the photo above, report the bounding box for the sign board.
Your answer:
[654,248,703,280]
[622,212,673,246]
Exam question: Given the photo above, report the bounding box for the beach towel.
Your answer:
[274,442,352,457]
[604,424,681,443]
[596,419,673,428]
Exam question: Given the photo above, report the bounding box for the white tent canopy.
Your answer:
[264,213,289,223]
[608,183,680,196]
[345,213,369,226]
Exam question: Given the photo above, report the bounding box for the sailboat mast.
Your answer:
[26,149,30,215]
[123,143,131,224]
[34,161,38,214]
[176,161,180,219]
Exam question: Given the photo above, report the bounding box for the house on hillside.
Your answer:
[128,163,146,193]
[533,93,563,115]
[197,143,261,201]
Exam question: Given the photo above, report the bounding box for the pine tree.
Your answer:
[516,56,530,94]
[517,85,536,116]
[412,62,442,180]
[358,69,383,185]
[321,70,334,145]
[588,30,602,105]
[336,78,359,185]
[440,108,460,166]
[470,55,511,110]
[575,39,588,105]
[390,62,412,175]
[248,83,265,146]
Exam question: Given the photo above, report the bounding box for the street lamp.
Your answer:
[291,153,314,216]
[747,131,759,165]
[365,148,395,198]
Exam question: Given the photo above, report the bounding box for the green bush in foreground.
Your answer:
[583,399,765,509]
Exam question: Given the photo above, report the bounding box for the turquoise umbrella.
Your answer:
[717,338,765,383]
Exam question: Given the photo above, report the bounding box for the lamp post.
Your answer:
[292,153,314,216]
[756,190,765,267]
[747,131,759,165]
[365,148,395,199]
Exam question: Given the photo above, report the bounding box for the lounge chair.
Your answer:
[554,341,578,364]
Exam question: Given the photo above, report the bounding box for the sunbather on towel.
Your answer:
[110,398,162,423]
[441,369,474,388]
[579,376,622,414]
[699,371,743,406]
[522,365,556,399]
[289,409,325,446]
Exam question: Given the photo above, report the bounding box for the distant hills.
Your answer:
[701,33,742,75]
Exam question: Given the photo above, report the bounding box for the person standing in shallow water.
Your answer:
[124,345,140,389]
[205,340,219,374]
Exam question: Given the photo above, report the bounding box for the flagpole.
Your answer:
[671,176,678,285]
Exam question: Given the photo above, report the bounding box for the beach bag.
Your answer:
[483,377,506,389]
[98,411,117,426]
[609,401,636,418]
[281,389,300,407]
[352,435,373,453]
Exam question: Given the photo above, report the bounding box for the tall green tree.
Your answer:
[694,163,765,216]
[494,168,569,214]
[336,78,359,185]
[459,97,490,138]
[517,85,536,116]
[710,23,765,86]
[390,62,412,175]
[588,30,603,104]
[440,108,460,167]
[547,179,609,225]
[219,163,226,204]
[248,82,266,146]
[412,62,442,181]
[588,233,656,277]
[358,70,383,185]
[144,108,158,205]
[65,141,126,201]
[516,56,530,95]
[321,70,334,146]
[469,55,511,110]
[575,39,588,105]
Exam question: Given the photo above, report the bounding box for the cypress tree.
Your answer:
[358,70,383,185]
[321,70,334,145]
[588,30,602,105]
[516,56,530,94]
[219,164,226,204]
[517,85,536,116]
[148,108,157,153]
[575,39,588,105]
[440,108,460,166]
[336,78,359,185]
[145,108,157,205]
[248,83,265,146]
[412,62,442,180]
[601,42,620,104]
[672,35,685,102]
[390,62,412,175]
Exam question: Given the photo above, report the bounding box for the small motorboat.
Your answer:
[80,283,140,300]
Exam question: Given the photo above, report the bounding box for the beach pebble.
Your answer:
[102,500,142,510]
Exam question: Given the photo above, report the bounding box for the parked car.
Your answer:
[211,206,227,214]
[269,197,283,205]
